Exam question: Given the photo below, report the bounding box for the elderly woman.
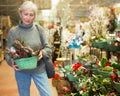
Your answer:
[5,1,52,96]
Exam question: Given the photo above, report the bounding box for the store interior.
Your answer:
[1,0,120,96]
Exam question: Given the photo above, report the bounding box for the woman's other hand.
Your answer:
[11,59,20,71]
[38,51,43,60]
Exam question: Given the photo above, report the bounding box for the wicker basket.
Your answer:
[14,56,38,70]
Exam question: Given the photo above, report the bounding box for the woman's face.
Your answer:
[20,9,35,25]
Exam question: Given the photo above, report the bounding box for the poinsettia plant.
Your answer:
[110,62,120,83]
[95,57,120,94]
[62,57,120,96]
[6,39,41,60]
[95,57,120,77]
[52,73,74,96]
[67,61,115,96]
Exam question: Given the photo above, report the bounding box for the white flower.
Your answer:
[10,47,16,53]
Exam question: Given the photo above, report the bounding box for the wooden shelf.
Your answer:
[0,30,3,35]
[0,30,4,62]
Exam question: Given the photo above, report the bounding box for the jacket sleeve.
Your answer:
[5,28,15,66]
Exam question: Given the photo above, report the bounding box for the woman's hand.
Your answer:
[38,51,43,60]
[11,59,20,71]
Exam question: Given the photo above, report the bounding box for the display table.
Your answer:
[91,41,120,62]
[92,41,120,51]
[56,57,70,67]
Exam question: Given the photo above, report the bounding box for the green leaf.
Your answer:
[112,63,120,71]
[100,66,113,72]
[65,94,69,96]
[100,58,107,67]
[117,72,120,78]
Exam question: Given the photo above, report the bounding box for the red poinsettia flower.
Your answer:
[96,59,100,68]
[72,62,83,71]
[54,61,58,68]
[52,73,62,80]
[110,91,116,95]
[110,74,118,82]
[48,24,54,29]
[110,7,115,14]
[113,68,118,73]
[105,62,111,66]
[81,86,87,91]
[53,73,60,78]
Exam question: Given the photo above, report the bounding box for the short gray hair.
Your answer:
[19,1,38,15]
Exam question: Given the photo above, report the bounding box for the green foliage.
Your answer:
[112,63,120,71]
[100,58,107,67]
[100,66,113,72]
